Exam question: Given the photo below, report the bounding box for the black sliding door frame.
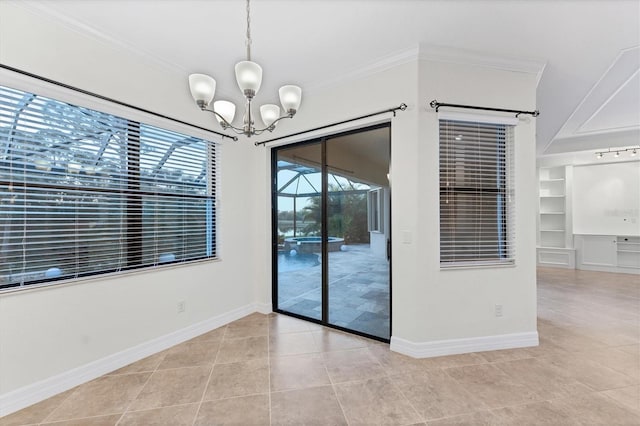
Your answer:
[271,122,392,343]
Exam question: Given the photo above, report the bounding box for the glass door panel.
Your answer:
[326,129,391,339]
[274,142,323,320]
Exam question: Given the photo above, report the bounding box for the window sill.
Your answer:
[0,257,221,295]
[440,261,516,271]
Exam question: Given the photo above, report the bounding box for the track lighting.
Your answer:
[595,146,640,159]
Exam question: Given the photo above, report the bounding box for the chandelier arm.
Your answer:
[260,112,295,131]
[201,107,246,133]
[242,112,295,135]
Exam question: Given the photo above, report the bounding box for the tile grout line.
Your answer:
[38,383,80,424]
[191,326,226,426]
[368,344,426,425]
[39,411,129,425]
[322,330,351,426]
[114,348,169,426]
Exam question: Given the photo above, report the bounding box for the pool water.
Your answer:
[277,252,320,272]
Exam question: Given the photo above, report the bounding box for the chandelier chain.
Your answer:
[188,0,301,138]
[245,0,252,61]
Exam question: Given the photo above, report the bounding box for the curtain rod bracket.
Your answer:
[429,99,539,117]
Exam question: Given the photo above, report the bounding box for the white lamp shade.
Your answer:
[279,85,302,112]
[260,104,281,127]
[213,100,236,125]
[188,74,216,106]
[235,61,263,94]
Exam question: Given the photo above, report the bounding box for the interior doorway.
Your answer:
[271,123,391,341]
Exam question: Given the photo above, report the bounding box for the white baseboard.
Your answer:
[390,331,539,359]
[0,302,267,417]
[254,302,272,315]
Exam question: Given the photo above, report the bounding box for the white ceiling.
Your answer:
[14,0,640,156]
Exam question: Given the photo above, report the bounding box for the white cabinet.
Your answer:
[537,166,575,268]
[617,236,640,269]
[575,234,640,274]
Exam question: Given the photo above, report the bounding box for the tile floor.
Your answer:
[2,267,639,425]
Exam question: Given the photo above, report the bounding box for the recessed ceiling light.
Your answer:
[454,135,463,141]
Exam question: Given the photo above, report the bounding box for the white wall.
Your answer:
[409,59,538,344]
[573,161,640,236]
[0,1,539,406]
[0,2,262,401]
[252,50,539,351]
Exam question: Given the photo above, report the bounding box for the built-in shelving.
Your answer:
[537,166,575,268]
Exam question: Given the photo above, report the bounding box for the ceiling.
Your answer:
[11,0,640,157]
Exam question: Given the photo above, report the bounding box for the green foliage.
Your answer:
[301,187,370,244]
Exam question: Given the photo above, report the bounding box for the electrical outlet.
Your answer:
[177,301,186,313]
[494,304,503,317]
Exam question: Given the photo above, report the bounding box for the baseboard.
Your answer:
[0,302,268,417]
[390,331,539,359]
[253,302,272,315]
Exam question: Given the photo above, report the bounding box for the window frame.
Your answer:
[0,75,219,292]
[438,114,516,269]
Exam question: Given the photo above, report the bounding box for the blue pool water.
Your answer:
[277,252,320,272]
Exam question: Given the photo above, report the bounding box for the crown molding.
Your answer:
[306,43,547,95]
[304,45,420,95]
[14,0,188,75]
[418,43,547,84]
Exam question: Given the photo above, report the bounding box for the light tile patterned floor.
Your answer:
[2,267,639,425]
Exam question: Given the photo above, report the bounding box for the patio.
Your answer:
[277,244,390,339]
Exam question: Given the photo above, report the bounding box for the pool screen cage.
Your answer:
[275,159,376,243]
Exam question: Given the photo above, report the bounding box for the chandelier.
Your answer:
[188,0,302,137]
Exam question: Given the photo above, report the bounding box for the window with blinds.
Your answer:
[0,85,217,290]
[439,119,515,267]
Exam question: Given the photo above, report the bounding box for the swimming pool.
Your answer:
[277,252,320,272]
[283,236,344,253]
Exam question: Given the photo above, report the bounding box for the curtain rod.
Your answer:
[0,63,238,141]
[429,99,539,117]
[254,103,407,146]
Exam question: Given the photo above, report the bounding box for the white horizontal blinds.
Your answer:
[439,119,515,267]
[0,85,216,289]
[139,124,212,266]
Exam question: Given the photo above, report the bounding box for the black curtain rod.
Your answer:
[0,63,238,141]
[254,103,407,146]
[429,99,539,117]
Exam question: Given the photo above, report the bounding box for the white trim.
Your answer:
[544,46,640,154]
[0,302,265,417]
[418,44,547,81]
[14,0,187,76]
[254,302,272,315]
[390,331,539,359]
[304,43,547,96]
[305,45,420,95]
[438,111,519,126]
[577,68,640,134]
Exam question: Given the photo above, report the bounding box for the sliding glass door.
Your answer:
[273,142,323,320]
[272,124,391,341]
